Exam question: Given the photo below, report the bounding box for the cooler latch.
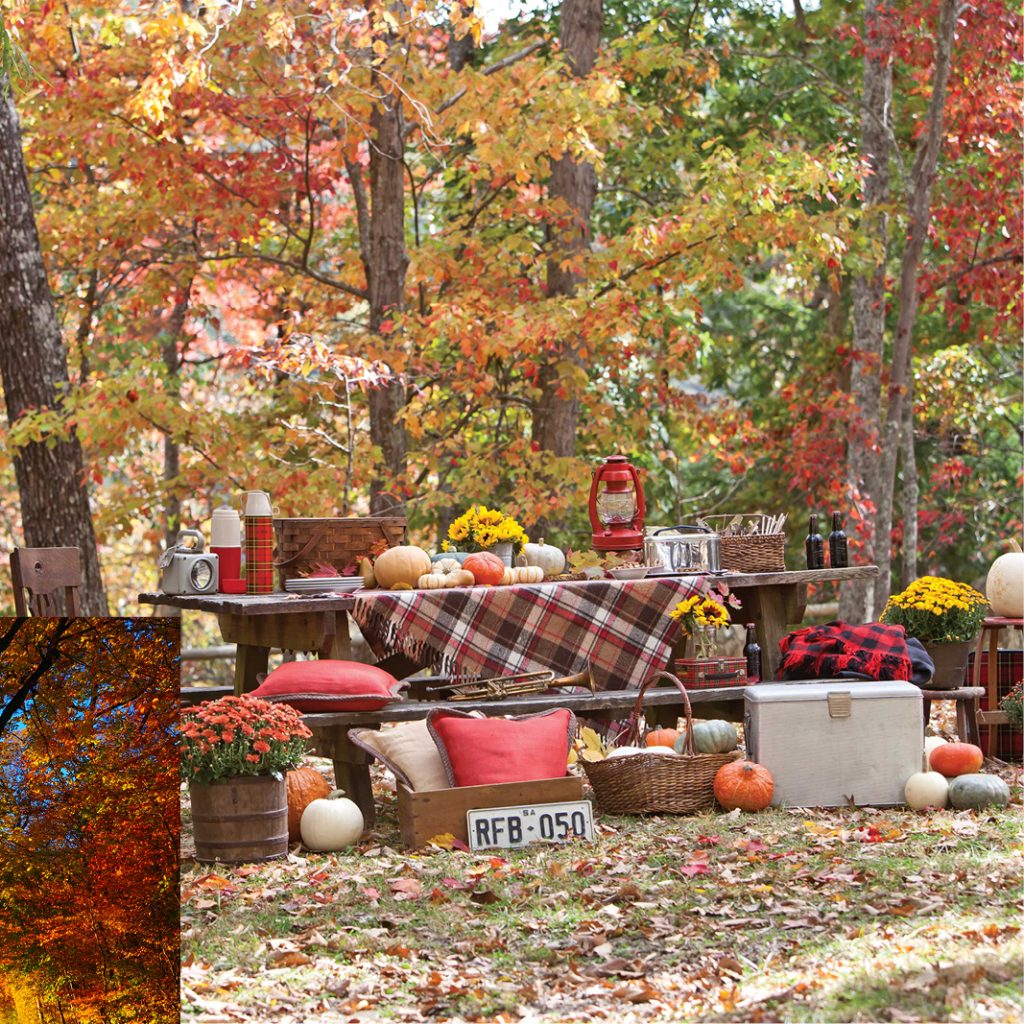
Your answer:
[827,691,852,718]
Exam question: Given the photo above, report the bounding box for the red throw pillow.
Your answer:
[426,708,576,787]
[250,660,406,712]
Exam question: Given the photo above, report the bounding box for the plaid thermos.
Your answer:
[243,491,275,594]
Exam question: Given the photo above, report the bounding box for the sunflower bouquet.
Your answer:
[669,584,738,658]
[444,504,528,553]
[879,576,989,644]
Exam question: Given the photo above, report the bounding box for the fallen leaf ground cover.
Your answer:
[181,757,1023,1024]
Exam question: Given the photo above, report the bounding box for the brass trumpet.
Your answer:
[425,667,596,701]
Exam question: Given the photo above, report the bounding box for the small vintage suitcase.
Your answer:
[744,680,923,807]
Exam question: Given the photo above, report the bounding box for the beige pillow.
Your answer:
[349,720,451,792]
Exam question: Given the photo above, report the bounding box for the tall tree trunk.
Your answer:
[873,0,958,612]
[530,0,602,459]
[0,78,106,614]
[900,382,919,587]
[365,41,409,514]
[161,280,192,551]
[841,0,890,625]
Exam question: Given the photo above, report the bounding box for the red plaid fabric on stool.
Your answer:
[244,516,275,595]
[970,646,1023,762]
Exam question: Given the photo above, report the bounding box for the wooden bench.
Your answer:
[303,684,752,826]
[302,676,985,826]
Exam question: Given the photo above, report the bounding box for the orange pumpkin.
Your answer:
[713,760,774,812]
[645,728,680,748]
[929,741,984,778]
[286,767,331,842]
[463,551,506,586]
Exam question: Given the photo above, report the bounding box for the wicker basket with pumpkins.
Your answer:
[580,671,742,814]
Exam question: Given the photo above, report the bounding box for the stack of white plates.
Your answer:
[284,576,364,594]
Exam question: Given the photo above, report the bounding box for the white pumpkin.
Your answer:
[643,745,679,756]
[904,770,950,810]
[986,542,1024,617]
[518,537,566,577]
[606,746,645,758]
[299,790,364,851]
[501,565,546,585]
[924,735,948,759]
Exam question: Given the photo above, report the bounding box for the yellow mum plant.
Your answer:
[445,505,528,553]
[879,576,989,644]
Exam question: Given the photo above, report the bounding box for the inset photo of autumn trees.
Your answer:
[0,618,179,1024]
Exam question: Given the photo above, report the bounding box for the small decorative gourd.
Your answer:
[500,565,545,585]
[645,728,680,748]
[372,546,432,589]
[431,550,470,565]
[299,789,365,851]
[686,720,739,754]
[286,767,332,842]
[606,746,644,758]
[417,558,475,589]
[947,773,1011,810]
[929,742,984,778]
[903,769,949,810]
[643,745,678,756]
[713,761,774,811]
[518,538,566,577]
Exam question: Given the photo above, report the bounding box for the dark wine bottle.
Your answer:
[828,511,849,568]
[743,623,761,683]
[805,514,825,569]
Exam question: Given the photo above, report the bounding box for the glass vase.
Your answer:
[695,626,717,661]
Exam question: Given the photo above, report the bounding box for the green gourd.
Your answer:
[675,720,738,755]
[947,773,1011,810]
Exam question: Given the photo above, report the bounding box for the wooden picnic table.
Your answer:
[141,564,877,693]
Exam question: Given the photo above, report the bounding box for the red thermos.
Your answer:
[243,490,275,595]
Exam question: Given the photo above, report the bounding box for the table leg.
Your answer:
[308,726,376,829]
[732,584,805,681]
[233,644,269,696]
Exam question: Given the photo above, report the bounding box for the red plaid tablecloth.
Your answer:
[351,577,699,690]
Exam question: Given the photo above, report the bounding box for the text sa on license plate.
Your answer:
[467,800,594,851]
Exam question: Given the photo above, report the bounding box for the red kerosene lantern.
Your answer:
[588,455,646,552]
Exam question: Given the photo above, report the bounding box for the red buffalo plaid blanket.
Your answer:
[351,577,700,690]
[779,621,913,682]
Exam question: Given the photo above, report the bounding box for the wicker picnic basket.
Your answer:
[698,513,786,573]
[272,516,407,588]
[581,671,742,814]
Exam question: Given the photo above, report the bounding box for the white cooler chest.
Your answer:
[744,680,923,808]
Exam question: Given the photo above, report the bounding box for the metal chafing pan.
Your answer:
[643,525,722,574]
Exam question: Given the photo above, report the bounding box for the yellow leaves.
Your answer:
[264,11,295,50]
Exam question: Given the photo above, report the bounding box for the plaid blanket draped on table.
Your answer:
[351,577,700,690]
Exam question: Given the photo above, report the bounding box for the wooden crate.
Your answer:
[674,657,748,690]
[397,775,585,849]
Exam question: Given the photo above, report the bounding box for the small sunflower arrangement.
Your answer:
[444,504,528,553]
[669,584,739,658]
[879,575,989,644]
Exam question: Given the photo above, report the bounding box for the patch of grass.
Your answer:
[182,764,1024,1022]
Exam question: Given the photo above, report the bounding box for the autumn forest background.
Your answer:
[0,618,179,1024]
[0,0,1020,619]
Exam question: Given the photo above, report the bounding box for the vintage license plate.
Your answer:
[467,800,594,851]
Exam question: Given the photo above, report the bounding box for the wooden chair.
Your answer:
[10,547,82,616]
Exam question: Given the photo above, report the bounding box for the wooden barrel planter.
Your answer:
[190,775,289,863]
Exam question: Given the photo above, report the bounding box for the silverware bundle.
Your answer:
[697,513,787,536]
